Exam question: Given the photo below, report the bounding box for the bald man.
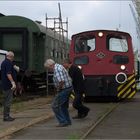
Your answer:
[1,51,18,121]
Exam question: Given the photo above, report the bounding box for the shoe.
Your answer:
[65,121,72,125]
[72,115,83,119]
[56,123,69,127]
[81,108,90,118]
[3,116,15,122]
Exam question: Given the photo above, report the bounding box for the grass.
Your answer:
[67,134,80,140]
[0,90,52,113]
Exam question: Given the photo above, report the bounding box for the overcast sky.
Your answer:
[0,0,140,51]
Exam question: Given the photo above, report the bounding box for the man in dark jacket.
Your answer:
[1,51,19,121]
[63,59,90,119]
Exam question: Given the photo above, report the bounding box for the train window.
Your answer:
[52,49,55,58]
[67,53,69,58]
[75,36,95,53]
[55,52,57,58]
[74,56,89,65]
[50,51,53,57]
[61,52,63,59]
[113,55,129,64]
[109,38,128,52]
[57,52,59,58]
[63,53,65,59]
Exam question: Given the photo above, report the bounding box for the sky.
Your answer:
[0,0,140,51]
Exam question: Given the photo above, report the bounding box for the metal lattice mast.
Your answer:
[46,3,68,49]
[45,3,68,95]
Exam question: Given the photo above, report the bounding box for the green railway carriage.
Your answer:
[0,14,70,91]
[0,14,70,73]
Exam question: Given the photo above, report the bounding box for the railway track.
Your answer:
[80,102,120,139]
[4,94,140,139]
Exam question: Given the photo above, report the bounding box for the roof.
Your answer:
[0,15,70,42]
[72,29,131,38]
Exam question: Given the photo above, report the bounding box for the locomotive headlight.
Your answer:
[98,32,103,37]
[120,65,126,70]
[78,65,82,69]
[115,72,127,84]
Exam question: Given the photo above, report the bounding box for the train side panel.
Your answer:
[0,15,70,92]
[0,15,70,72]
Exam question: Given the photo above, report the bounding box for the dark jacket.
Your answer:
[1,58,17,90]
[68,64,85,94]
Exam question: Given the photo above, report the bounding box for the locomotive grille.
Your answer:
[117,74,136,99]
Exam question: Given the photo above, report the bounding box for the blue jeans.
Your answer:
[52,87,72,124]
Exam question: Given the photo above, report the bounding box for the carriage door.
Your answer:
[33,34,45,72]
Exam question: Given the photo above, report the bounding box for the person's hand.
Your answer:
[56,87,61,92]
[11,81,16,91]
[13,65,20,72]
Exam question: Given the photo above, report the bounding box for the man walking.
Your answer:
[63,59,90,119]
[44,59,72,127]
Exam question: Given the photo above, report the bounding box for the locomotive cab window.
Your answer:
[75,36,95,53]
[108,37,128,52]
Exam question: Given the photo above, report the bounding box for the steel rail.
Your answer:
[80,102,120,140]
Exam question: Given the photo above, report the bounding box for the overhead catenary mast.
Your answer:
[46,3,68,49]
[45,3,69,95]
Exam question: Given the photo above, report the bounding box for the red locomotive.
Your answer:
[69,30,136,100]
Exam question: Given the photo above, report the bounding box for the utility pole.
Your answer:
[130,1,140,89]
[129,3,140,40]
